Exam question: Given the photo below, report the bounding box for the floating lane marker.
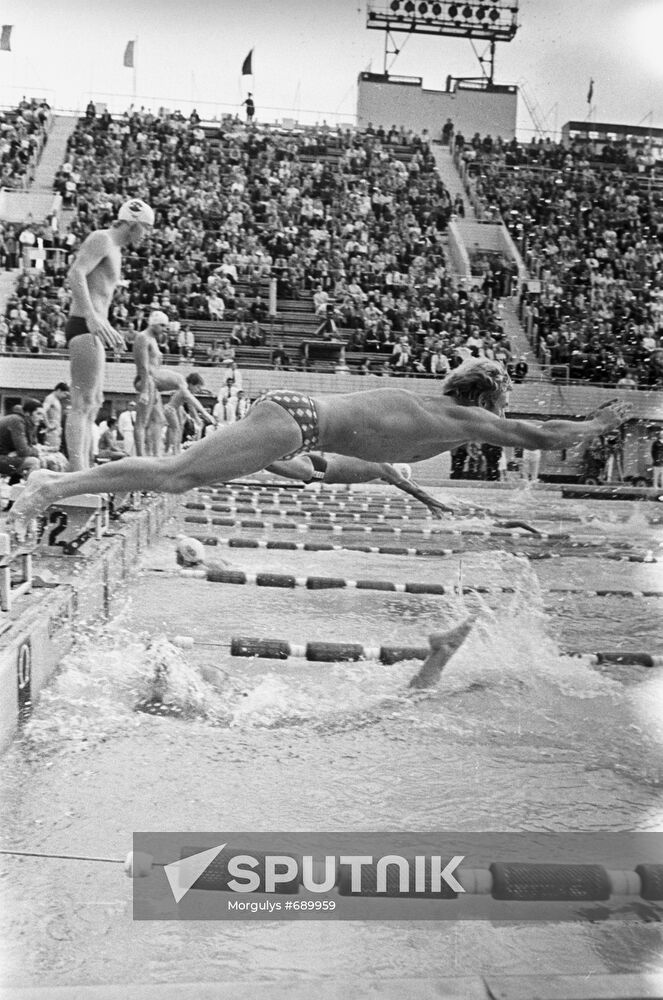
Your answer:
[185,501,431,523]
[156,565,663,600]
[221,637,663,667]
[182,514,568,541]
[2,848,663,903]
[175,532,656,563]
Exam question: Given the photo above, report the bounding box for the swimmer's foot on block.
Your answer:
[8,470,59,525]
[408,618,474,690]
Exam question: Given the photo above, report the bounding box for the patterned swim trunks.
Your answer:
[252,390,320,460]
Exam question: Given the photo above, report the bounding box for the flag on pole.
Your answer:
[587,78,594,104]
[123,40,135,68]
[241,49,253,75]
[0,26,13,52]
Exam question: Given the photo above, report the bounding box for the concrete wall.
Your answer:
[357,74,517,140]
[2,357,661,420]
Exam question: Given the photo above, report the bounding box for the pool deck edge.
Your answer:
[2,971,663,999]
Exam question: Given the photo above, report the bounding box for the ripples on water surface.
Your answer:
[1,490,663,988]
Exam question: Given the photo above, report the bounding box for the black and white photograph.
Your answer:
[0,1,662,997]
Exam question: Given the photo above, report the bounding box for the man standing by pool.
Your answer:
[12,359,633,523]
[64,199,154,470]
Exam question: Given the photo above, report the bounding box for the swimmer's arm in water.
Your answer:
[377,464,458,518]
[67,232,124,349]
[453,400,632,451]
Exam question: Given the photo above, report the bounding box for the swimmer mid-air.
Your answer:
[11,359,632,525]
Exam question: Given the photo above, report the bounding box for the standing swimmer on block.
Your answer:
[64,199,154,470]
[11,359,632,524]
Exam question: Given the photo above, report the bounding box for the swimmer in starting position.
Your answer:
[12,359,632,525]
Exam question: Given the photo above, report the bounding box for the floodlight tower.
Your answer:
[366,0,519,86]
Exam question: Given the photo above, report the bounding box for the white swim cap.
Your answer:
[118,198,155,226]
[176,535,205,567]
[149,310,170,326]
[393,463,412,481]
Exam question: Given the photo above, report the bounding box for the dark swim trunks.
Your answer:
[64,316,91,344]
[252,390,320,460]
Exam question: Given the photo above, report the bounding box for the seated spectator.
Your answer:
[0,397,43,482]
[178,323,195,361]
[271,341,290,370]
[207,290,226,320]
[97,417,126,461]
[230,320,247,345]
[246,319,266,347]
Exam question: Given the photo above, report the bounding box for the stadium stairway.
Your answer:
[30,114,77,194]
[433,142,544,377]
[432,144,478,220]
[0,268,20,314]
[499,296,544,376]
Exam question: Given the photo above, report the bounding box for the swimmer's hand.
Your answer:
[588,399,633,433]
[89,315,126,352]
[422,496,461,519]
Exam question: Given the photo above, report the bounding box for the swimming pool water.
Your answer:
[1,484,662,991]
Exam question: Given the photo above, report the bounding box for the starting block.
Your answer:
[109,492,141,519]
[0,532,32,612]
[35,494,109,555]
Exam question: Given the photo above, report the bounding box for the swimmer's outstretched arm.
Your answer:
[375,463,461,518]
[458,399,632,451]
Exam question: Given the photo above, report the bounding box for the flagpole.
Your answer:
[133,37,137,104]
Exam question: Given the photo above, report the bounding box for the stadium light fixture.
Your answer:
[404,0,415,11]
[488,6,499,19]
[432,1,442,13]
[476,5,486,18]
[448,3,458,15]
[462,5,472,18]
[390,0,401,10]
[418,1,429,12]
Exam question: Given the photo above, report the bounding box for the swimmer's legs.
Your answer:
[67,335,105,471]
[12,402,303,521]
[408,618,474,689]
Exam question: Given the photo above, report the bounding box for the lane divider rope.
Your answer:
[3,847,663,901]
[176,533,657,564]
[151,566,661,600]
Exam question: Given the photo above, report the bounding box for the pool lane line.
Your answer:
[168,635,663,668]
[3,847,663,908]
[185,501,433,522]
[171,533,657,563]
[148,566,662,599]
[182,514,570,541]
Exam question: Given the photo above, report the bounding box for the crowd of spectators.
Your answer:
[0,96,51,191]
[455,130,663,386]
[2,106,517,377]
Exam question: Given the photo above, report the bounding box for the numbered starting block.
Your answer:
[0,532,32,612]
[36,494,109,555]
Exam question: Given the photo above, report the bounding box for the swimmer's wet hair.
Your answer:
[441,358,513,407]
